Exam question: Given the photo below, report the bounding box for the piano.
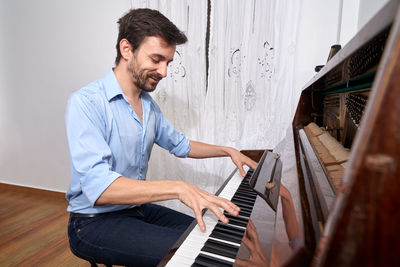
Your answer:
[160,149,282,266]
[160,0,400,266]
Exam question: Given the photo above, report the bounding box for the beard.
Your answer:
[128,56,163,92]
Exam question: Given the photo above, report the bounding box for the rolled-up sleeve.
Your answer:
[66,92,121,207]
[153,104,190,158]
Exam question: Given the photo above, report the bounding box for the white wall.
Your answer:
[358,0,390,30]
[293,0,362,93]
[0,0,131,191]
[0,0,390,192]
[294,0,344,94]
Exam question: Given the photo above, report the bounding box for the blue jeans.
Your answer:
[68,204,194,266]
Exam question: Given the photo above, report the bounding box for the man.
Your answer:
[66,8,257,266]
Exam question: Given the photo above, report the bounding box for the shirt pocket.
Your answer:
[109,119,141,175]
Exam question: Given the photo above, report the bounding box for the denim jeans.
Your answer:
[68,204,194,266]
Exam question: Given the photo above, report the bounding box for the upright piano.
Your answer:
[160,0,400,266]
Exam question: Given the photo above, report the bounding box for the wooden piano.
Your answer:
[160,0,400,265]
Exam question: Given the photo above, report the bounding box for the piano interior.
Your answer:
[297,25,389,194]
[288,0,400,266]
[160,1,400,266]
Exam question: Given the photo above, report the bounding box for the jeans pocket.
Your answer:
[73,216,104,233]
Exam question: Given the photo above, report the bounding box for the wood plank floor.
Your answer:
[0,183,89,267]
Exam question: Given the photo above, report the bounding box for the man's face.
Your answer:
[128,36,176,92]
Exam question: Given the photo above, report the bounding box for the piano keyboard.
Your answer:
[166,169,257,267]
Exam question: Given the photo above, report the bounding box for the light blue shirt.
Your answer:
[65,70,190,213]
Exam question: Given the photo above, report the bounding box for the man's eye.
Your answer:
[151,58,160,64]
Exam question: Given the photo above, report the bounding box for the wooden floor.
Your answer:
[0,183,89,267]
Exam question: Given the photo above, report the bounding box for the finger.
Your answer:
[242,234,256,251]
[194,209,206,231]
[245,157,258,170]
[245,220,259,241]
[235,257,250,267]
[248,219,256,229]
[238,165,246,177]
[206,194,240,216]
[216,197,240,216]
[208,205,229,224]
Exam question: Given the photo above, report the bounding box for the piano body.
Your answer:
[161,0,400,266]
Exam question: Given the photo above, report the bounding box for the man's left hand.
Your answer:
[228,148,258,177]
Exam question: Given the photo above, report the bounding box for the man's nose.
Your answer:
[157,63,168,78]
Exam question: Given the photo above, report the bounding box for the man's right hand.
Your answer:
[176,181,240,231]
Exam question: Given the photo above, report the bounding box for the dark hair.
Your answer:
[115,8,187,65]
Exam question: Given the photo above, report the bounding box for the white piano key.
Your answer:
[199,251,235,263]
[166,256,194,267]
[176,244,205,259]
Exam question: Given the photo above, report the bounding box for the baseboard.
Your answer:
[0,182,66,199]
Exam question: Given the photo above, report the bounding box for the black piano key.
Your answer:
[236,184,252,189]
[237,186,256,193]
[224,216,248,227]
[234,205,253,214]
[212,228,243,244]
[215,224,245,239]
[233,190,256,198]
[224,215,249,227]
[231,196,256,205]
[215,223,245,236]
[232,196,254,205]
[237,182,252,188]
[236,187,256,194]
[210,229,243,244]
[237,210,252,218]
[237,183,252,189]
[235,192,257,200]
[235,193,253,197]
[224,210,251,219]
[234,193,257,201]
[201,239,239,259]
[237,185,253,191]
[193,253,233,267]
[231,200,253,210]
[232,194,256,202]
[226,220,248,228]
[244,172,253,178]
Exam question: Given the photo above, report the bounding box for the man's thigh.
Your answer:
[68,207,193,266]
[140,203,194,229]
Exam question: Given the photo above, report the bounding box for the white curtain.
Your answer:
[131,0,302,215]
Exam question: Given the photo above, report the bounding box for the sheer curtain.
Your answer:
[131,0,302,215]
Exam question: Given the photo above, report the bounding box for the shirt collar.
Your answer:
[103,69,123,101]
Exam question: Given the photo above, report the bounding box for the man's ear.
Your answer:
[119,39,132,61]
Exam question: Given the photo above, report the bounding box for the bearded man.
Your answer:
[65,8,257,266]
